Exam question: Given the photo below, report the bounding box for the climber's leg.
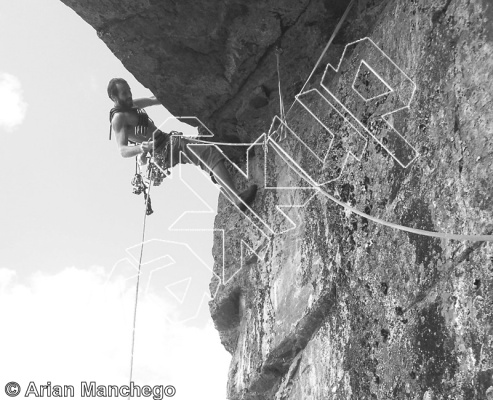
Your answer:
[212,160,258,212]
[179,138,257,211]
[212,160,240,201]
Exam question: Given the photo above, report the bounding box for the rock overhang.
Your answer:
[60,0,354,138]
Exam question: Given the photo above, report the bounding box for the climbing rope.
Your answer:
[270,144,493,242]
[264,0,353,145]
[164,133,242,146]
[127,153,155,394]
[316,186,493,241]
[275,46,287,142]
[285,0,356,117]
[261,0,492,242]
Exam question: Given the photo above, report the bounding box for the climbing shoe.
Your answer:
[236,184,258,212]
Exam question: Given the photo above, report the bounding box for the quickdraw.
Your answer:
[131,162,154,216]
[130,130,184,215]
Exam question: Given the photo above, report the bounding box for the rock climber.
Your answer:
[107,78,257,212]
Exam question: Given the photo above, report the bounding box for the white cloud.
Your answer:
[0,268,16,290]
[0,73,28,132]
[0,266,230,399]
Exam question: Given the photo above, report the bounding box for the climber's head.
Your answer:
[107,78,133,108]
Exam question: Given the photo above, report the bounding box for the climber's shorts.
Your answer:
[172,136,225,173]
[152,131,225,186]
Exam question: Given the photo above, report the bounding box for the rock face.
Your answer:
[208,0,493,398]
[60,0,351,138]
[62,0,493,398]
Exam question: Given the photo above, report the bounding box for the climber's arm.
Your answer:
[112,113,152,158]
[133,96,161,108]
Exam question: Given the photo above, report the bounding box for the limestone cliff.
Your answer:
[60,0,352,138]
[61,0,493,398]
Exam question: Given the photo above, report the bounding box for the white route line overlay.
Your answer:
[168,147,319,284]
[166,39,492,243]
[110,36,492,317]
[320,37,419,168]
[105,239,221,324]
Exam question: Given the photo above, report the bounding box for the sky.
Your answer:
[0,0,231,398]
[3,1,492,398]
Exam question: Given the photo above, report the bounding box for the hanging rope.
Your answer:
[264,0,353,145]
[275,46,287,142]
[316,186,493,241]
[127,156,155,394]
[267,143,493,242]
[285,0,356,118]
[146,3,355,148]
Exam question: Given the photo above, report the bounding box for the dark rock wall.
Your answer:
[60,0,352,138]
[61,0,493,398]
[209,0,493,399]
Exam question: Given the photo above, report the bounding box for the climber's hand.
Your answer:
[141,140,154,152]
[137,151,148,166]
